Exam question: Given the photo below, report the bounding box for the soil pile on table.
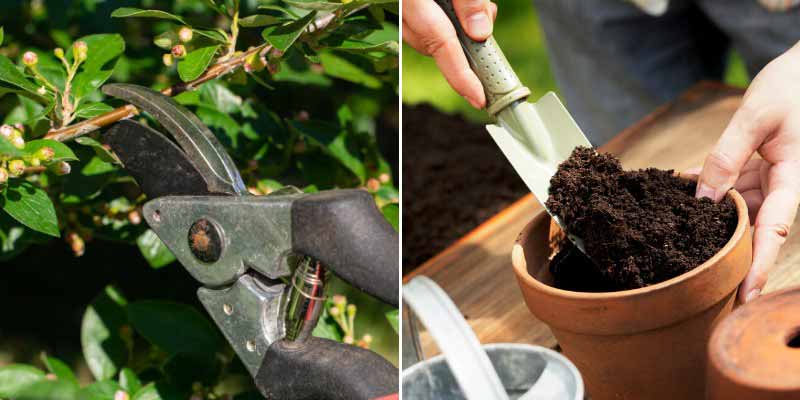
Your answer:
[545,147,737,291]
[402,104,527,274]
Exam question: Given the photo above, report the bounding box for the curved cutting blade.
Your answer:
[104,120,213,198]
[103,83,246,196]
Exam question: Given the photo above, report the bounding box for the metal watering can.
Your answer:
[402,276,584,400]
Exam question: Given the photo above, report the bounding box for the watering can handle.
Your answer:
[403,277,510,400]
[432,0,530,115]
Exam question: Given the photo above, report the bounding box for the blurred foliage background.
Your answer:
[0,0,398,398]
[402,0,751,122]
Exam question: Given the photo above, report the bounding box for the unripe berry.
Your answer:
[171,44,186,58]
[268,48,284,61]
[346,304,356,316]
[333,294,347,306]
[13,123,24,132]
[66,231,85,257]
[328,306,340,317]
[11,135,25,149]
[22,51,38,67]
[54,47,64,59]
[28,157,40,167]
[0,125,13,138]
[114,390,129,400]
[0,168,8,185]
[379,173,390,183]
[162,53,174,67]
[73,41,88,62]
[45,373,57,381]
[127,209,142,225]
[362,334,373,344]
[178,27,193,43]
[366,178,380,192]
[51,161,71,175]
[37,86,47,95]
[8,160,25,177]
[36,146,55,162]
[343,335,354,344]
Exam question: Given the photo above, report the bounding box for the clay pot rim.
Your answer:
[512,187,749,301]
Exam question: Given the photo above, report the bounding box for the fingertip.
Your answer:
[464,11,492,41]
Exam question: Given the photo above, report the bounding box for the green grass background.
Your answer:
[402,1,750,122]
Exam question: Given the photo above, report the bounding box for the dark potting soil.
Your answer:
[402,104,528,274]
[545,147,738,291]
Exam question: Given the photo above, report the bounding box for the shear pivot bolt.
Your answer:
[246,340,256,352]
[188,218,223,263]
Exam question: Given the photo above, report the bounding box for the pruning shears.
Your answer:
[99,83,399,400]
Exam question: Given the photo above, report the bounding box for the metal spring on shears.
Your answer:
[284,256,328,342]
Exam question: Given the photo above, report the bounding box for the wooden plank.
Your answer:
[406,82,800,357]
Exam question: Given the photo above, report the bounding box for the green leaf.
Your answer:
[335,40,399,56]
[312,304,342,341]
[24,139,78,162]
[75,136,118,163]
[132,383,185,400]
[41,355,78,385]
[127,301,224,356]
[177,45,220,82]
[0,55,41,95]
[73,34,125,72]
[0,136,23,157]
[289,119,365,181]
[0,365,45,397]
[191,29,229,43]
[385,309,399,333]
[110,8,187,24]
[75,102,114,119]
[73,69,113,99]
[197,106,241,144]
[1,181,59,237]
[258,5,300,18]
[238,14,283,27]
[163,353,220,388]
[319,52,381,88]
[119,368,141,394]
[199,81,242,114]
[12,380,79,400]
[80,380,121,400]
[381,203,398,231]
[0,27,4,46]
[261,11,317,52]
[284,0,342,11]
[136,229,176,269]
[81,286,129,381]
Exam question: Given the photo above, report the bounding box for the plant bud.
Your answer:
[127,209,142,225]
[366,178,380,192]
[8,160,25,177]
[346,304,356,316]
[162,53,174,67]
[244,51,266,73]
[343,335,354,344]
[13,123,24,132]
[52,161,71,175]
[113,391,129,400]
[171,44,186,58]
[178,27,193,43]
[333,294,347,306]
[54,47,64,59]
[0,125,13,138]
[66,231,85,257]
[11,135,25,149]
[328,307,340,317]
[36,146,55,162]
[266,60,281,75]
[28,157,40,167]
[0,168,8,185]
[45,373,57,381]
[362,334,373,344]
[73,41,88,62]
[378,173,390,183]
[22,51,38,67]
[268,48,284,61]
[37,86,47,95]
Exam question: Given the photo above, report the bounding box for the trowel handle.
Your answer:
[433,0,530,115]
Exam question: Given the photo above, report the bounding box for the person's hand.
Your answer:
[695,42,800,303]
[402,0,497,109]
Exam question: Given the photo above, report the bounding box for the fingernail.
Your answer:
[467,12,492,38]
[745,288,761,303]
[696,183,715,200]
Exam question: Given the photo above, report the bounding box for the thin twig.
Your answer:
[44,5,368,143]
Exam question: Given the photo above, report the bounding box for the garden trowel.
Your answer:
[434,0,592,251]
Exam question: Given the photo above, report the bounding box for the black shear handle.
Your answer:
[292,189,399,306]
[256,337,398,400]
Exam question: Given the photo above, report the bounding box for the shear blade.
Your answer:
[103,83,246,196]
[105,120,213,198]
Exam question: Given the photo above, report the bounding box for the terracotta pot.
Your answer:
[511,190,751,400]
[707,287,800,399]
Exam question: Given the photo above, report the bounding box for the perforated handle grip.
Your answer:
[433,0,530,115]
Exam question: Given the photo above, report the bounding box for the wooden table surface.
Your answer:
[404,82,800,357]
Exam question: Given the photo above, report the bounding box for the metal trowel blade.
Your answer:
[486,91,592,250]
